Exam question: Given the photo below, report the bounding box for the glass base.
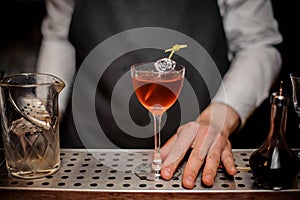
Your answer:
[134,162,181,181]
[7,162,60,179]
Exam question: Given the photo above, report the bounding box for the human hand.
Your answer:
[160,103,240,189]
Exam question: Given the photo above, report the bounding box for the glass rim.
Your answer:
[0,72,65,88]
[130,62,185,73]
[290,72,300,80]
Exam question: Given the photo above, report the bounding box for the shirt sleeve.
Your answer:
[214,0,283,125]
[37,0,75,114]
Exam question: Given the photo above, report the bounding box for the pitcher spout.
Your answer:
[52,77,65,93]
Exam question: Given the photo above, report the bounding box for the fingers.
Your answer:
[181,146,206,189]
[221,142,237,176]
[161,120,237,189]
[201,149,221,186]
[181,126,219,189]
[201,135,236,186]
[160,132,178,160]
[160,122,199,180]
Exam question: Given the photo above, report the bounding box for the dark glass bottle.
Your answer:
[249,87,298,190]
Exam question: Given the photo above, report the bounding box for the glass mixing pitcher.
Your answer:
[0,73,65,179]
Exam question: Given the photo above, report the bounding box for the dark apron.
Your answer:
[61,0,230,148]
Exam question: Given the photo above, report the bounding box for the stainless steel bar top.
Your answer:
[0,149,299,194]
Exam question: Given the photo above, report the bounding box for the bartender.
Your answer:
[37,0,282,188]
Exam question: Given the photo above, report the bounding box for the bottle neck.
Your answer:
[268,104,287,139]
[264,104,293,154]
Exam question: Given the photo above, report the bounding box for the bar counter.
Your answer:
[0,149,299,200]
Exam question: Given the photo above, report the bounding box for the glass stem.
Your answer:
[152,113,162,172]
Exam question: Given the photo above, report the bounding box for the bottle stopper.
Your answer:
[271,81,289,107]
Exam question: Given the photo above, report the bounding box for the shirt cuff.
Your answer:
[212,45,281,126]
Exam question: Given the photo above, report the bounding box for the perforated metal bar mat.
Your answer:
[0,149,299,192]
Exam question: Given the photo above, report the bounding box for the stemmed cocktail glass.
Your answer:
[131,61,185,180]
[290,72,300,159]
[290,72,300,129]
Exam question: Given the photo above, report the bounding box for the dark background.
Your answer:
[0,0,299,148]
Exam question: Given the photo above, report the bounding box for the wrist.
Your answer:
[196,102,240,137]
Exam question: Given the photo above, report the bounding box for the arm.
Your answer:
[214,0,282,124]
[161,0,282,188]
[37,0,75,114]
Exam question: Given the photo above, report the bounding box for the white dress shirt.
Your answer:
[37,0,282,124]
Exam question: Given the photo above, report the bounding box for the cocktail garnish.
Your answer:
[154,58,176,72]
[165,44,188,59]
[154,44,187,72]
